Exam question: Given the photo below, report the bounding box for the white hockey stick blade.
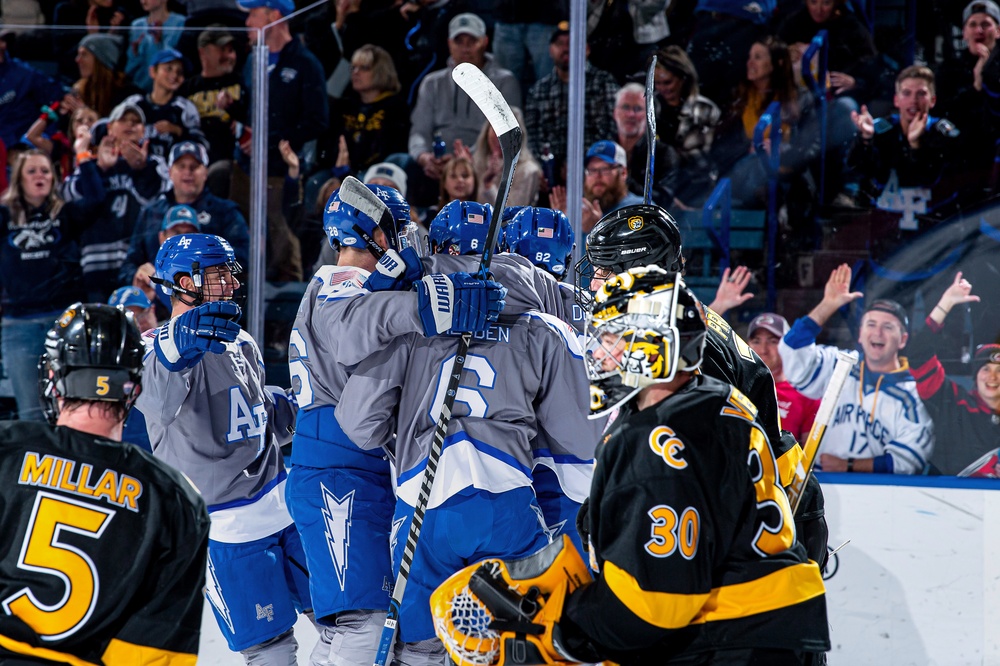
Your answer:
[452,63,518,137]
[339,175,389,226]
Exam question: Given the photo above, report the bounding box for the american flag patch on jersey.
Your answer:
[468,213,484,224]
[537,227,554,238]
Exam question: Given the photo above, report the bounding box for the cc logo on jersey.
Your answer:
[648,426,687,469]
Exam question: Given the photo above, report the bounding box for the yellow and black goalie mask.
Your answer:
[585,266,706,417]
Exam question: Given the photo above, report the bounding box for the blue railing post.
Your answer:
[702,178,732,272]
[802,29,828,210]
[753,101,782,311]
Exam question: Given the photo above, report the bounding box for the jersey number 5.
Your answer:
[2,491,115,640]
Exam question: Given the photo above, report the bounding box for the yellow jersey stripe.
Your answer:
[102,638,198,665]
[604,560,826,629]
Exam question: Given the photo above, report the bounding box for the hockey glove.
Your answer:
[430,535,597,666]
[154,301,242,371]
[415,272,507,337]
[363,247,424,292]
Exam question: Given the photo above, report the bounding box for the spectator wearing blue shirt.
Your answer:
[125,0,186,92]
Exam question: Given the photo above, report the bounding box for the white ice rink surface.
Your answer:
[198,598,320,664]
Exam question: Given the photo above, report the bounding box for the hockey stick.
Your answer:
[372,63,521,666]
[643,55,657,205]
[339,175,400,256]
[787,350,858,513]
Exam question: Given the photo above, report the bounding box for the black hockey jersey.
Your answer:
[564,375,830,663]
[0,422,210,665]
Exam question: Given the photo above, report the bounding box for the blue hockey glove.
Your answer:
[363,247,424,292]
[154,301,242,371]
[415,272,507,336]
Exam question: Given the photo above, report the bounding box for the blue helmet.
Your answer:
[501,205,527,225]
[323,183,412,255]
[429,200,494,255]
[153,233,242,305]
[501,207,574,278]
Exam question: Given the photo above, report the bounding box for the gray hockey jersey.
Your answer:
[337,308,601,510]
[137,327,297,543]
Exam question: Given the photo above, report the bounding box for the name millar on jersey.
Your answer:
[18,451,143,512]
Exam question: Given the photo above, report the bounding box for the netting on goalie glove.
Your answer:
[433,585,500,666]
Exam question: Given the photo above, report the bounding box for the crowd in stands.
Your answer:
[1,0,1000,475]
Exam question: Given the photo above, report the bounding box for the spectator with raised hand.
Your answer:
[408,12,521,205]
[779,263,934,475]
[908,272,1000,476]
[65,100,171,302]
[125,0,186,92]
[934,1,1000,197]
[848,66,960,222]
[25,105,99,179]
[1,149,104,421]
[707,265,755,315]
[524,21,618,184]
[653,46,721,208]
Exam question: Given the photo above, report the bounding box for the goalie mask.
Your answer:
[152,233,242,306]
[38,303,143,424]
[586,266,706,417]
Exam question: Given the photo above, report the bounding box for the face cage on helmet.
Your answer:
[167,259,243,306]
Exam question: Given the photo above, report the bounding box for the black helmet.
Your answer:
[585,267,706,416]
[39,303,144,424]
[574,204,684,309]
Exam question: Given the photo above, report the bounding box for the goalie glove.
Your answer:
[430,535,596,666]
[363,247,424,292]
[154,301,241,371]
[415,272,507,336]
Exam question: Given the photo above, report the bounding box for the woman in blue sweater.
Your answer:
[0,149,104,420]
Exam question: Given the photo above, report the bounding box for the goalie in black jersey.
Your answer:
[0,303,210,666]
[579,203,829,568]
[431,269,830,666]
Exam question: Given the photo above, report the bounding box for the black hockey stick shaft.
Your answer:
[643,56,657,205]
[372,63,520,666]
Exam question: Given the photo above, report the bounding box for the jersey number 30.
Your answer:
[2,491,114,640]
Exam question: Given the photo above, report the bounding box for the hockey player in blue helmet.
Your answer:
[286,177,507,665]
[429,199,494,255]
[151,233,242,307]
[501,206,574,279]
[137,233,314,663]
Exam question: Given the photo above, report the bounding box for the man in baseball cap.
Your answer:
[108,285,158,332]
[746,312,820,441]
[575,140,642,232]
